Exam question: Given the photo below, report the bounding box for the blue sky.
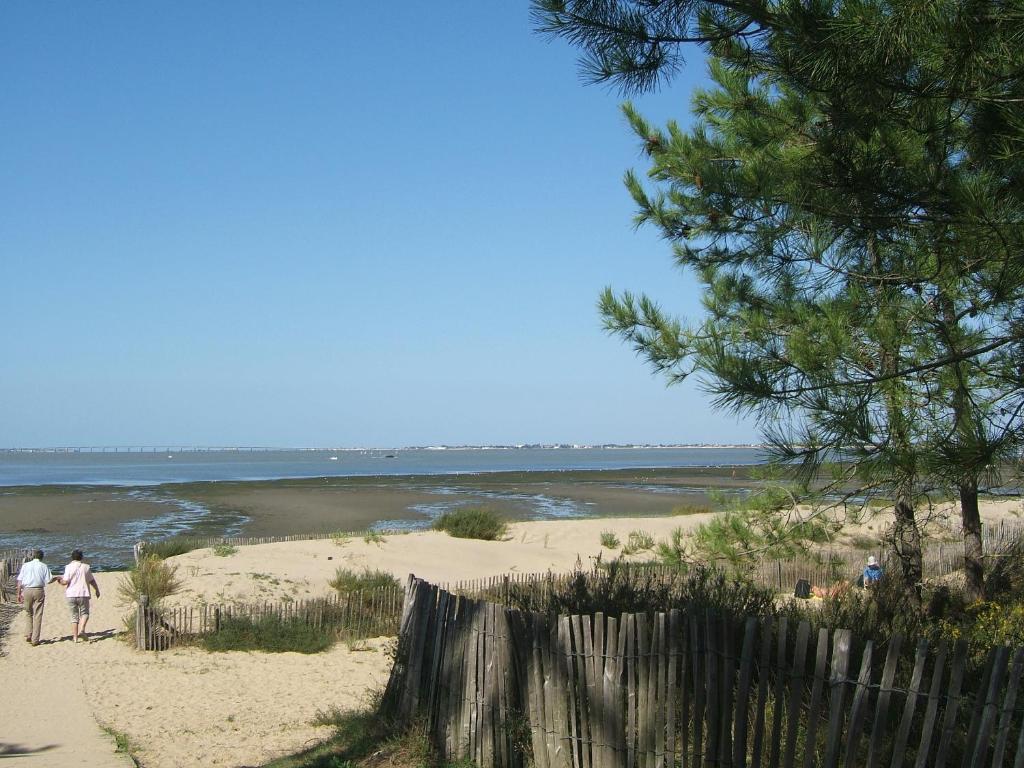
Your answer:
[1,3,757,448]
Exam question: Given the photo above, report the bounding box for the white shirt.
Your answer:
[16,559,52,589]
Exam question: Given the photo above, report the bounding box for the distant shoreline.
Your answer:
[0,462,765,493]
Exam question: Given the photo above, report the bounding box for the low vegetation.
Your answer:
[599,530,620,549]
[212,543,238,557]
[139,537,200,559]
[670,503,711,516]
[362,531,386,546]
[621,529,654,555]
[490,560,777,621]
[101,725,140,763]
[431,507,508,541]
[201,614,336,654]
[329,568,401,595]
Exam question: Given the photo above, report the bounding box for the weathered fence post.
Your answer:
[136,595,149,651]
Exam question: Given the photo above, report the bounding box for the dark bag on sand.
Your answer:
[794,579,811,599]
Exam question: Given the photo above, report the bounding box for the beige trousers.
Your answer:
[23,587,45,643]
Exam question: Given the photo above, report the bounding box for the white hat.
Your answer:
[867,555,878,566]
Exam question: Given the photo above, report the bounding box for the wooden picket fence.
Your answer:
[134,585,404,651]
[0,550,28,603]
[382,576,1024,768]
[442,519,1024,602]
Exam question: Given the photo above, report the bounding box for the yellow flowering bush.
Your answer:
[938,601,1024,664]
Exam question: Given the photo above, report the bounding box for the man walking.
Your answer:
[16,550,57,646]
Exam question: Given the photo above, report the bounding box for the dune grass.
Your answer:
[117,555,183,606]
[329,568,401,595]
[432,507,508,541]
[201,614,336,654]
[621,529,655,555]
[140,538,200,559]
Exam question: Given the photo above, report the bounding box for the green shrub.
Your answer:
[432,507,508,541]
[141,538,200,559]
[213,543,238,557]
[363,531,386,546]
[118,555,182,606]
[329,568,400,595]
[621,529,655,555]
[201,614,336,654]
[937,601,1024,668]
[600,530,621,549]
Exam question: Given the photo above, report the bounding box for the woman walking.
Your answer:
[59,549,100,643]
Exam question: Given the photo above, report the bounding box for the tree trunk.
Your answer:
[890,493,924,606]
[960,481,985,602]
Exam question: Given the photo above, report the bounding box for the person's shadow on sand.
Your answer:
[44,626,119,647]
[49,629,119,644]
[28,637,63,646]
[0,742,58,758]
[83,629,119,643]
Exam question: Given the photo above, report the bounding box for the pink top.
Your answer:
[63,561,95,598]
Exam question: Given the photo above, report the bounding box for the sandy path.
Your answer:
[0,573,393,768]
[0,580,131,767]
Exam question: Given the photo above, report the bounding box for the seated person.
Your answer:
[862,555,883,587]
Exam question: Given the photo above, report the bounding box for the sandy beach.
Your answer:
[2,500,1021,767]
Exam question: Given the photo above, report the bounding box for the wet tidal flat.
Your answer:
[0,465,760,568]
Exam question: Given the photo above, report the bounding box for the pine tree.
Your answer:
[534,0,1024,600]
